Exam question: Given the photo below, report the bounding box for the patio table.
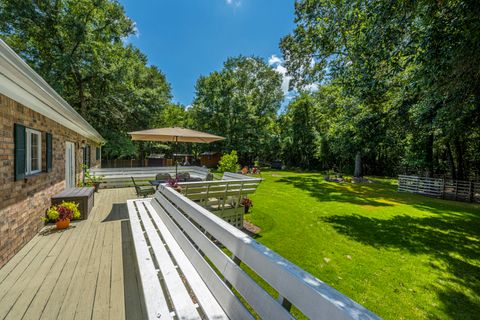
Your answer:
[149,180,167,189]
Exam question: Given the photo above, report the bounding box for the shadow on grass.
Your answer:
[275,174,480,318]
[277,175,402,207]
[276,175,480,216]
[322,213,480,319]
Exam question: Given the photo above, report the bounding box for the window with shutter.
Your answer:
[14,124,26,181]
[26,128,41,175]
[83,145,91,168]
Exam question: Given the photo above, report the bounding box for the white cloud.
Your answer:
[268,55,282,66]
[303,83,319,92]
[268,54,320,109]
[268,55,292,95]
[225,0,241,7]
[132,22,140,38]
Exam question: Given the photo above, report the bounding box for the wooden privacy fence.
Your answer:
[398,175,480,203]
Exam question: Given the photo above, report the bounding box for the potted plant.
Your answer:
[81,165,104,192]
[167,178,182,193]
[44,201,81,230]
[87,174,104,192]
[240,196,253,213]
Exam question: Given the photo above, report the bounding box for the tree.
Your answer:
[191,56,283,163]
[0,0,172,159]
[280,0,480,178]
[151,104,189,128]
[280,94,318,168]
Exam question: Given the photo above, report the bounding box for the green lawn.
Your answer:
[245,170,480,320]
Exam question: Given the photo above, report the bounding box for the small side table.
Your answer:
[51,187,95,220]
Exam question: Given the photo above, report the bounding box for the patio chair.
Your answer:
[155,172,172,182]
[206,172,214,181]
[176,172,190,182]
[131,177,155,198]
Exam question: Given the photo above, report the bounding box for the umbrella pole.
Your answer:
[175,136,178,177]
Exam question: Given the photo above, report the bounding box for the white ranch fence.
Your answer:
[398,175,480,202]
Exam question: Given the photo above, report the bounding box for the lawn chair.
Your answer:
[155,172,172,182]
[176,172,190,182]
[131,177,155,197]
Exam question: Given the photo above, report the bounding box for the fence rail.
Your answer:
[398,175,480,203]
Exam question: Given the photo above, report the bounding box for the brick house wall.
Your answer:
[0,93,101,268]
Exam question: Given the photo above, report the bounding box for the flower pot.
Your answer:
[244,206,250,214]
[93,182,101,192]
[56,218,70,230]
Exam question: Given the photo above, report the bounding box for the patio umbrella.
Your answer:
[128,127,225,175]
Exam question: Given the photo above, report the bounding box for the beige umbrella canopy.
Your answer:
[128,127,225,175]
[129,127,225,143]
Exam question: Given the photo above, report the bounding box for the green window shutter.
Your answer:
[87,145,91,167]
[14,123,26,181]
[46,133,53,172]
[96,147,100,161]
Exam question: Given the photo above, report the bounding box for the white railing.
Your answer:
[90,166,210,188]
[151,186,380,319]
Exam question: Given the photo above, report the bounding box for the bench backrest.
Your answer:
[178,178,260,203]
[91,166,210,188]
[151,186,379,320]
[221,171,262,181]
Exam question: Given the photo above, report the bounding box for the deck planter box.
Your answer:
[51,187,95,220]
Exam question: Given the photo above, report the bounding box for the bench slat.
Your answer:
[126,200,172,320]
[136,201,201,319]
[153,195,294,320]
[143,201,229,320]
[150,199,254,320]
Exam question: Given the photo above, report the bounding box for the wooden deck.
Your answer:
[0,188,145,320]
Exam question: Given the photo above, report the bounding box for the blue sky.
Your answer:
[119,0,296,107]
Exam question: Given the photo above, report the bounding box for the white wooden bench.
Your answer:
[178,174,262,227]
[221,172,261,181]
[91,166,210,188]
[126,186,380,320]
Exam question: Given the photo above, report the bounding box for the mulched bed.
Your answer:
[242,220,261,236]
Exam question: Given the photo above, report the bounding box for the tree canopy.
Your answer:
[190,56,283,163]
[0,0,171,158]
[279,0,480,179]
[1,0,478,179]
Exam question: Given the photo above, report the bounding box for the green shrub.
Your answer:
[218,150,240,173]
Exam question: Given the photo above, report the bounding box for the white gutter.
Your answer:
[0,39,105,144]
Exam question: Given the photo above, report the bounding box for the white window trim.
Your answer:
[26,128,42,175]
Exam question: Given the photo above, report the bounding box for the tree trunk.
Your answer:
[354,152,362,177]
[446,142,456,180]
[425,134,434,177]
[454,138,465,180]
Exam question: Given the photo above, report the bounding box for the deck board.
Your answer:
[0,188,141,320]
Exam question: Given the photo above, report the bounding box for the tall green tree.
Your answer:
[0,0,172,159]
[280,0,480,178]
[191,56,283,163]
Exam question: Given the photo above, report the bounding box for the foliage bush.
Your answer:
[44,201,81,222]
[217,150,240,173]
